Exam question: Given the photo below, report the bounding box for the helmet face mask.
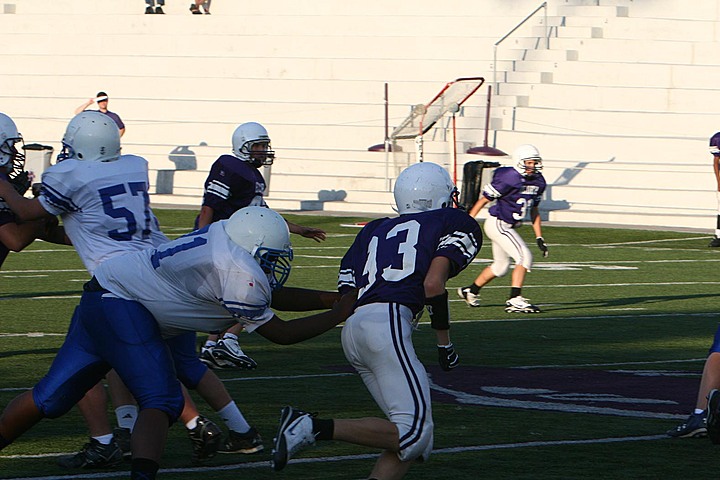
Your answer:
[232,122,275,168]
[57,111,121,163]
[0,113,25,176]
[393,162,457,215]
[224,206,293,290]
[512,144,543,177]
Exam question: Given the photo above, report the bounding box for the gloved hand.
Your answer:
[536,237,549,258]
[438,343,459,371]
[10,171,30,196]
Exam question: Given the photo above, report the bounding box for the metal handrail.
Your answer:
[493,1,548,91]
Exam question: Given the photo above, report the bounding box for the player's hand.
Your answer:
[10,171,30,195]
[300,226,327,242]
[334,289,358,318]
[31,183,43,198]
[536,237,549,258]
[438,343,459,371]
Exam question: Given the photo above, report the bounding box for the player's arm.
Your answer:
[38,217,71,246]
[196,205,215,229]
[424,256,459,371]
[0,179,52,222]
[254,290,357,345]
[468,195,491,218]
[0,220,48,252]
[286,220,327,242]
[531,205,549,258]
[271,286,342,311]
[714,156,720,191]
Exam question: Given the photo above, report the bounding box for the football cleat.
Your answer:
[666,412,707,438]
[145,6,154,13]
[709,236,720,248]
[218,426,264,454]
[190,3,202,14]
[199,346,234,369]
[212,337,258,370]
[707,390,720,444]
[155,6,164,14]
[457,287,480,307]
[505,296,540,313]
[187,415,223,463]
[56,438,123,469]
[272,406,316,472]
[112,427,132,459]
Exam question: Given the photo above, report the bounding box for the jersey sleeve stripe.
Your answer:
[41,183,81,212]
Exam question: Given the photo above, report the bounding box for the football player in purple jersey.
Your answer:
[196,122,326,373]
[708,132,720,247]
[458,144,548,313]
[271,162,482,479]
[0,113,69,268]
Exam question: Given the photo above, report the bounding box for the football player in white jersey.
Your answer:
[0,112,264,468]
[0,206,355,480]
[271,163,482,479]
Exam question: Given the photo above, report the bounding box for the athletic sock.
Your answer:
[217,401,250,433]
[116,405,138,431]
[312,418,334,441]
[510,287,521,299]
[92,433,114,445]
[469,284,481,295]
[131,457,159,480]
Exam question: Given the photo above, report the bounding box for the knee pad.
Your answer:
[490,258,511,277]
[394,413,434,463]
[166,332,207,388]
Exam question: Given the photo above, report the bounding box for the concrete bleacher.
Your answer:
[3,0,720,230]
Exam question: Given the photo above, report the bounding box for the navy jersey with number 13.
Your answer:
[338,208,481,315]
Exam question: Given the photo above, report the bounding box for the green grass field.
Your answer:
[1,209,720,479]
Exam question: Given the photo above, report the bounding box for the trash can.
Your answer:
[22,143,53,183]
[155,170,175,195]
[460,160,500,210]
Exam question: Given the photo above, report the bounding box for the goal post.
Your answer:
[388,76,485,185]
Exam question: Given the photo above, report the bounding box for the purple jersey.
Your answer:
[200,154,266,223]
[483,166,546,226]
[338,208,481,315]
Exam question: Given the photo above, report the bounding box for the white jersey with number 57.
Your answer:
[38,155,169,275]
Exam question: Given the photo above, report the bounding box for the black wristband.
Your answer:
[426,290,450,330]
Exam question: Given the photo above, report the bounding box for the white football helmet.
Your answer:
[57,111,121,163]
[512,144,543,176]
[231,122,275,168]
[0,112,24,174]
[224,206,293,290]
[393,162,457,215]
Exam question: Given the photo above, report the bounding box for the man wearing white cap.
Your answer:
[74,91,126,137]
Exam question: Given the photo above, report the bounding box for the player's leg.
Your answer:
[668,330,720,438]
[86,295,184,471]
[106,370,136,455]
[168,332,262,457]
[272,303,431,478]
[1,301,110,453]
[484,220,539,313]
[60,381,123,468]
[458,217,508,307]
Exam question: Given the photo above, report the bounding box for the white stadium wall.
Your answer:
[2,0,720,230]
